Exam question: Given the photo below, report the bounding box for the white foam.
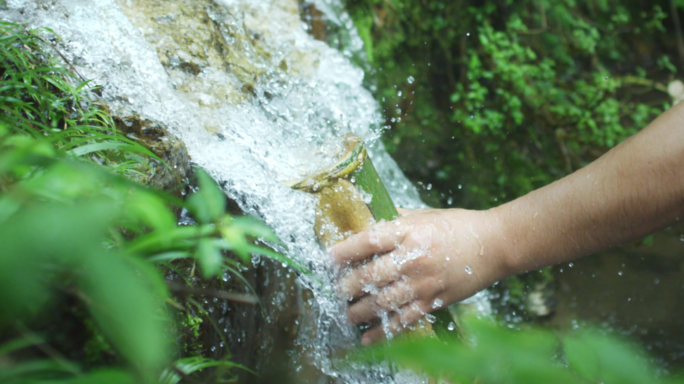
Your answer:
[0,1,427,381]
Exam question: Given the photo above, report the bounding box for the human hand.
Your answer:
[330,208,510,345]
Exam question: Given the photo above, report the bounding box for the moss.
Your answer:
[82,317,117,367]
[113,115,191,195]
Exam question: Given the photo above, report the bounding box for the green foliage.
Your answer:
[159,356,251,384]
[0,22,159,180]
[354,315,684,384]
[339,3,684,379]
[0,22,299,383]
[344,0,676,209]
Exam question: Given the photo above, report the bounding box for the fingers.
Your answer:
[347,280,415,324]
[338,252,402,299]
[330,221,406,265]
[397,207,428,217]
[360,301,429,346]
[396,207,411,216]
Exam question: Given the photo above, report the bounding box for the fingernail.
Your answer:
[361,335,371,346]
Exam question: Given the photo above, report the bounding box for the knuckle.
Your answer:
[407,253,427,270]
[359,264,374,284]
[380,256,400,280]
[347,304,365,323]
[375,293,394,311]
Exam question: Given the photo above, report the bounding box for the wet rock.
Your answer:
[116,0,264,109]
[165,256,301,383]
[113,115,191,194]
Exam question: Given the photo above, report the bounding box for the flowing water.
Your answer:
[8,0,681,380]
[0,0,461,381]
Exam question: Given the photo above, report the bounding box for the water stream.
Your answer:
[0,0,444,381]
[10,0,681,380]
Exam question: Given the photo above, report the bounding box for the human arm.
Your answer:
[496,101,684,275]
[330,101,684,345]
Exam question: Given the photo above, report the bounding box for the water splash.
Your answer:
[0,0,428,381]
[1,0,494,381]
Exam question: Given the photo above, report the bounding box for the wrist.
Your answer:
[443,207,518,286]
[484,205,522,279]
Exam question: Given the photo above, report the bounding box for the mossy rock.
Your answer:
[114,115,191,195]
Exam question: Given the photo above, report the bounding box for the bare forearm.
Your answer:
[494,102,684,275]
[331,102,684,344]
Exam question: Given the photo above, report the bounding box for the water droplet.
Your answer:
[654,278,660,285]
[466,32,471,36]
[432,298,443,309]
[568,262,574,268]
[458,184,462,190]
[447,322,455,331]
[618,271,623,276]
[425,314,436,323]
[407,76,415,84]
[362,284,378,294]
[465,266,473,274]
[447,197,453,205]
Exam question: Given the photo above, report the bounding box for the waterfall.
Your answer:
[0,0,466,382]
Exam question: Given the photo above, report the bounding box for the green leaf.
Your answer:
[148,251,192,262]
[46,369,138,384]
[0,359,81,381]
[124,189,176,231]
[0,195,20,225]
[227,216,279,242]
[81,252,171,381]
[0,336,43,356]
[159,356,250,384]
[186,169,226,224]
[67,141,154,157]
[0,200,115,326]
[564,330,656,384]
[352,316,584,384]
[195,238,223,278]
[218,224,251,262]
[0,197,171,379]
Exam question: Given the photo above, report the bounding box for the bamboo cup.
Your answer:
[291,134,456,340]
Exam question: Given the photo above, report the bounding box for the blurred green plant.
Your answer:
[0,22,159,180]
[159,356,252,384]
[0,21,301,383]
[354,315,684,384]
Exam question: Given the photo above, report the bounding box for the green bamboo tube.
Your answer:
[291,134,457,340]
